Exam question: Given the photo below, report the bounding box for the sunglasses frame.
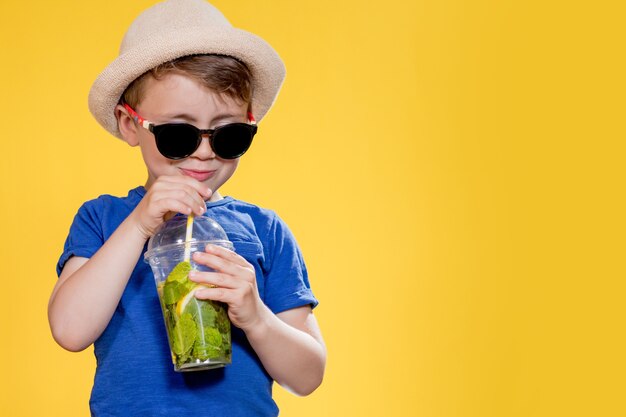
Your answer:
[122,103,257,160]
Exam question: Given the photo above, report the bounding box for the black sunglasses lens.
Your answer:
[212,124,255,159]
[154,124,200,159]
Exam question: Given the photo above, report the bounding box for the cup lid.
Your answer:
[145,215,231,258]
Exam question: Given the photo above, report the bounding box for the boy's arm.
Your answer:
[191,245,326,396]
[48,216,151,351]
[248,305,326,396]
[48,176,211,352]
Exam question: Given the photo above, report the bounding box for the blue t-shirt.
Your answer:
[57,186,317,417]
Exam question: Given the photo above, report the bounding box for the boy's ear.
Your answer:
[115,104,140,147]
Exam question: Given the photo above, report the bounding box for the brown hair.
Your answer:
[121,54,253,109]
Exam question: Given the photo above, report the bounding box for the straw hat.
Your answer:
[88,0,286,139]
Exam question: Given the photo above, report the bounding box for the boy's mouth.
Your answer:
[179,168,215,182]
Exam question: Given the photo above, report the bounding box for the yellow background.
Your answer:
[1,0,625,416]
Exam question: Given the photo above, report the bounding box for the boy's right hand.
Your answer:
[130,176,212,239]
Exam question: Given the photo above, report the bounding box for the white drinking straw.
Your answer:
[183,213,194,262]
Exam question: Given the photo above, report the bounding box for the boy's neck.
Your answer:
[209,190,223,202]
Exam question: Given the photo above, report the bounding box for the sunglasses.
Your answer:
[123,103,257,160]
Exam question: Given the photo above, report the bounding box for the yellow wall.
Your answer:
[1,0,625,415]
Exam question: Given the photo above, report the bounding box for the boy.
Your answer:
[48,0,326,415]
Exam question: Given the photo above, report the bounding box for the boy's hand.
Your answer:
[189,245,267,332]
[131,176,212,239]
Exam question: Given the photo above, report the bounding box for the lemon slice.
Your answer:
[176,285,200,316]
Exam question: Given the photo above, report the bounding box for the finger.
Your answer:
[193,252,255,282]
[188,270,238,289]
[194,286,231,304]
[204,244,250,267]
[151,188,206,215]
[158,175,213,200]
[148,179,207,214]
[161,199,193,216]
[153,179,207,204]
[143,192,192,216]
[164,189,206,215]
[191,251,246,276]
[194,285,251,309]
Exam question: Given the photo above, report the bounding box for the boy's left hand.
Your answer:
[189,245,267,331]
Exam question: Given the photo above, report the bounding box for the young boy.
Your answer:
[48,0,326,415]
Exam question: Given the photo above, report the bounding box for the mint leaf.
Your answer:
[164,305,177,335]
[161,268,233,366]
[193,327,223,360]
[162,261,196,305]
[215,304,230,335]
[162,281,186,305]
[166,261,192,284]
[171,313,196,356]
[189,300,217,328]
[204,327,222,347]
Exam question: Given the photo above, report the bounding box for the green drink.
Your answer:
[158,261,231,370]
[145,215,234,372]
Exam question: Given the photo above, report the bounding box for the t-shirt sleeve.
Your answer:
[56,200,105,277]
[263,213,318,314]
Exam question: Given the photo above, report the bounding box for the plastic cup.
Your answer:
[144,215,232,372]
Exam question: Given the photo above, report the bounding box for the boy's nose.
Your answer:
[192,134,216,159]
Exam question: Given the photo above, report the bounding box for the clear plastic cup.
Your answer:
[144,215,232,372]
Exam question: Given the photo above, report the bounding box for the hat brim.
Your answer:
[88,27,285,139]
